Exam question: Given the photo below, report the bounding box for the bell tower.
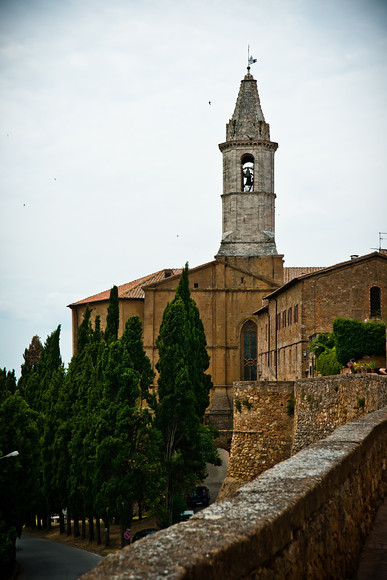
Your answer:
[216,66,279,257]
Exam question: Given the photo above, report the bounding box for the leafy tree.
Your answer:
[35,327,65,528]
[104,285,119,343]
[93,338,157,546]
[121,316,155,407]
[155,264,219,526]
[18,335,43,410]
[0,368,40,575]
[19,335,42,377]
[58,308,102,538]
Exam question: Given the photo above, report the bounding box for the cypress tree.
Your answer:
[121,316,155,406]
[155,264,219,526]
[105,285,119,343]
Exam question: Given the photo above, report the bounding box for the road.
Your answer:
[15,451,228,579]
[205,448,229,503]
[16,534,103,580]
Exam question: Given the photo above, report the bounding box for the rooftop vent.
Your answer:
[350,255,359,260]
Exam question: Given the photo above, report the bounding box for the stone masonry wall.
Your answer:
[293,373,387,453]
[218,374,387,499]
[81,407,387,580]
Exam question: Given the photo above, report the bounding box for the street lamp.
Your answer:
[0,451,19,460]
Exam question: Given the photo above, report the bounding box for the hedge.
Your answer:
[333,318,386,366]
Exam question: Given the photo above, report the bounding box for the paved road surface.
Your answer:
[16,534,102,580]
[205,448,229,504]
[355,497,387,580]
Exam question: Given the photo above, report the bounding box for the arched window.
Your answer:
[241,154,254,192]
[242,320,257,380]
[370,286,381,317]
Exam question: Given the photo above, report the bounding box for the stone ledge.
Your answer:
[81,407,387,580]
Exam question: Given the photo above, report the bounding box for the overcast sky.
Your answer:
[1,0,386,376]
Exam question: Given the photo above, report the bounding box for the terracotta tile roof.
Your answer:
[283,266,324,283]
[69,269,183,307]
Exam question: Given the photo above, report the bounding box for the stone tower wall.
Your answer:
[221,143,276,195]
[219,381,294,497]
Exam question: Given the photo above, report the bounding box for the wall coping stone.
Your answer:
[81,406,387,580]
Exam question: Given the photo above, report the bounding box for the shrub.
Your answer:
[316,347,341,376]
[309,332,335,356]
[333,318,386,366]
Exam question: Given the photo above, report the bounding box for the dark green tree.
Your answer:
[18,335,43,409]
[121,316,155,407]
[58,307,102,538]
[155,264,219,526]
[0,368,40,575]
[104,285,119,343]
[93,338,157,546]
[37,327,65,528]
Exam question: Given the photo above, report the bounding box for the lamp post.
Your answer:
[0,451,19,460]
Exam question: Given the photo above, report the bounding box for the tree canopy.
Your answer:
[155,264,219,525]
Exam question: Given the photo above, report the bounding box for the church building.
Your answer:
[69,67,387,442]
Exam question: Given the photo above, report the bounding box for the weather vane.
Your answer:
[247,45,257,67]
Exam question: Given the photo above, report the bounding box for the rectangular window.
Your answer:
[294,304,299,323]
[276,313,281,330]
[288,307,292,326]
[243,321,257,380]
[282,311,286,328]
[370,286,381,317]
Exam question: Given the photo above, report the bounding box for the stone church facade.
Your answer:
[69,68,387,443]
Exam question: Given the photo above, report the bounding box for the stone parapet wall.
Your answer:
[81,407,387,580]
[292,374,387,453]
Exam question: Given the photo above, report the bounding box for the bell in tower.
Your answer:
[216,66,279,257]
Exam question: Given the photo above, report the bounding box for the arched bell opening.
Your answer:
[241,154,254,192]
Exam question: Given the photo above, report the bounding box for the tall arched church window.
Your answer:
[241,154,254,192]
[370,286,381,317]
[242,320,257,380]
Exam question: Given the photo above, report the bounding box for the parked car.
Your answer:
[189,485,210,507]
[131,528,158,543]
[180,510,194,521]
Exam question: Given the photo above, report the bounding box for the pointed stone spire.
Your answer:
[226,67,271,142]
